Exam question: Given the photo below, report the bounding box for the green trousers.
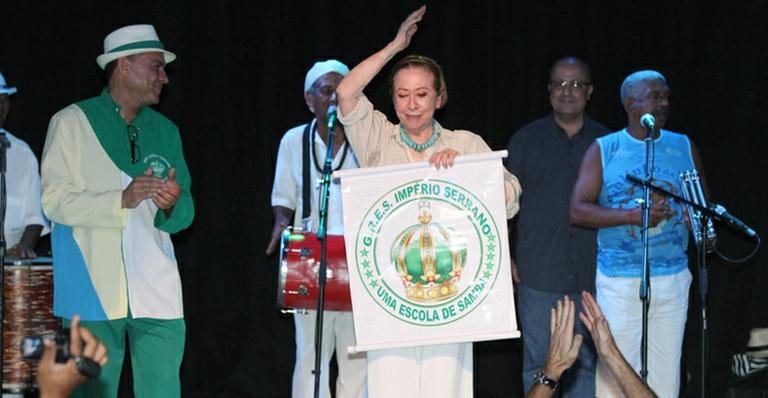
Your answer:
[64,316,185,398]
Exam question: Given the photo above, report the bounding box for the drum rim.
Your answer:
[3,256,54,266]
[3,265,54,270]
[276,226,299,310]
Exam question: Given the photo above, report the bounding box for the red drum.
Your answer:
[2,257,58,392]
[277,228,351,311]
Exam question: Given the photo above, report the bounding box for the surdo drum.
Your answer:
[277,228,351,312]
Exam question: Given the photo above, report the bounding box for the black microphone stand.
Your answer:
[0,131,10,385]
[312,109,336,398]
[639,124,655,382]
[694,214,708,398]
[626,174,761,398]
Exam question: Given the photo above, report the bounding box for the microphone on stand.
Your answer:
[327,105,338,130]
[712,204,758,239]
[640,113,656,130]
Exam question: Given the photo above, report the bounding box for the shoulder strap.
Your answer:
[301,122,312,220]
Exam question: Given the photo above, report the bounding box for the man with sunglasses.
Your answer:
[506,57,609,396]
[41,24,193,397]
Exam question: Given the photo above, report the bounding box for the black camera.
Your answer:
[21,329,70,363]
[21,329,101,378]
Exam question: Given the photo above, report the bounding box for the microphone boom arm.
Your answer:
[625,174,759,239]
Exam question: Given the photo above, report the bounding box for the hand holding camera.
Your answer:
[35,315,108,398]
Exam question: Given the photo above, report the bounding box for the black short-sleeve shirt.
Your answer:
[505,114,610,292]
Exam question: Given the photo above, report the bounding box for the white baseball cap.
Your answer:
[304,60,349,93]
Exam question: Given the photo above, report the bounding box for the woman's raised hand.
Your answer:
[392,5,426,52]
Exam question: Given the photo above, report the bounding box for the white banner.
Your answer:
[335,150,519,352]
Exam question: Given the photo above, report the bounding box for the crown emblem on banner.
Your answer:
[390,201,467,302]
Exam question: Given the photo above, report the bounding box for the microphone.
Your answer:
[326,105,337,130]
[712,204,758,239]
[640,113,655,130]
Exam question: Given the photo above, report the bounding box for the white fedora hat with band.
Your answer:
[747,327,768,358]
[732,326,768,377]
[96,24,176,69]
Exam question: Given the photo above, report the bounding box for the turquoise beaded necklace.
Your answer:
[399,121,440,152]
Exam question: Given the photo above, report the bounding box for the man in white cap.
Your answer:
[267,60,366,397]
[41,24,193,397]
[0,71,49,259]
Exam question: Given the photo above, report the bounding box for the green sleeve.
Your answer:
[154,126,194,233]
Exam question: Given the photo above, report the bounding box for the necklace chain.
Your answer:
[310,121,349,173]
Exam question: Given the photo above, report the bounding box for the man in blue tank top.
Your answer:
[569,70,709,397]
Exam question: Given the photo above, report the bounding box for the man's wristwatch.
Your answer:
[532,370,559,391]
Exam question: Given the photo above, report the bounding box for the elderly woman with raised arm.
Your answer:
[335,6,521,398]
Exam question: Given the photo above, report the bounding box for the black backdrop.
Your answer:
[1,1,767,396]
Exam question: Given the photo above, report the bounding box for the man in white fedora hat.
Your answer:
[0,71,49,259]
[267,59,367,398]
[41,24,193,397]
